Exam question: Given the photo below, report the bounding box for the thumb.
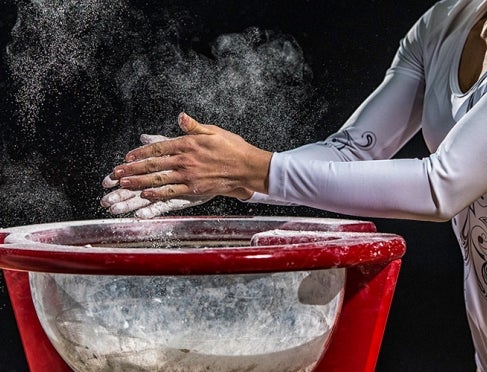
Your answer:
[178,112,214,135]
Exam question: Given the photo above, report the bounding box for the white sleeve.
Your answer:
[246,68,426,206]
[267,92,487,222]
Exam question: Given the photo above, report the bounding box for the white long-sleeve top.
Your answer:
[248,0,487,369]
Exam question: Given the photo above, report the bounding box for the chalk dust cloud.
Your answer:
[0,0,328,225]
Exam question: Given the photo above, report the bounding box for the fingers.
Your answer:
[100,188,137,208]
[124,113,213,163]
[118,170,186,190]
[134,196,213,219]
[102,135,170,189]
[140,184,192,201]
[135,196,213,219]
[106,113,219,208]
[102,118,215,218]
[113,158,174,179]
[100,189,152,215]
[102,190,212,219]
[109,195,152,215]
[104,183,194,207]
[125,138,179,163]
[134,199,192,219]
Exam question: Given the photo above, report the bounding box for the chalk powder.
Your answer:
[30,269,345,371]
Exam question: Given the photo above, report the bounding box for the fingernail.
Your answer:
[178,112,188,130]
[126,154,136,162]
[178,112,185,123]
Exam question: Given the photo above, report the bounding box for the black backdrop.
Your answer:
[0,0,476,371]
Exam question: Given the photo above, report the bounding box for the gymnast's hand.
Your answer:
[101,134,212,218]
[111,112,272,203]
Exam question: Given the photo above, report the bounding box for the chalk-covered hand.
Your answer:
[101,134,212,218]
[110,113,272,203]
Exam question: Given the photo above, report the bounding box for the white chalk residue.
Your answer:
[30,269,344,371]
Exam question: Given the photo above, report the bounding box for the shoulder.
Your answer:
[410,0,479,44]
[389,0,478,77]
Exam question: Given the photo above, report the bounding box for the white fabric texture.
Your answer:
[247,0,487,369]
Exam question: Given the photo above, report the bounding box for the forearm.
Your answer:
[268,154,439,220]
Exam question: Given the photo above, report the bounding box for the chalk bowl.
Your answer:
[1,217,385,372]
[30,269,344,372]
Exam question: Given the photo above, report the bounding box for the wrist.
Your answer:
[244,147,272,195]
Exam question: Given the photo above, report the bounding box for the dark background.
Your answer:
[0,0,475,371]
